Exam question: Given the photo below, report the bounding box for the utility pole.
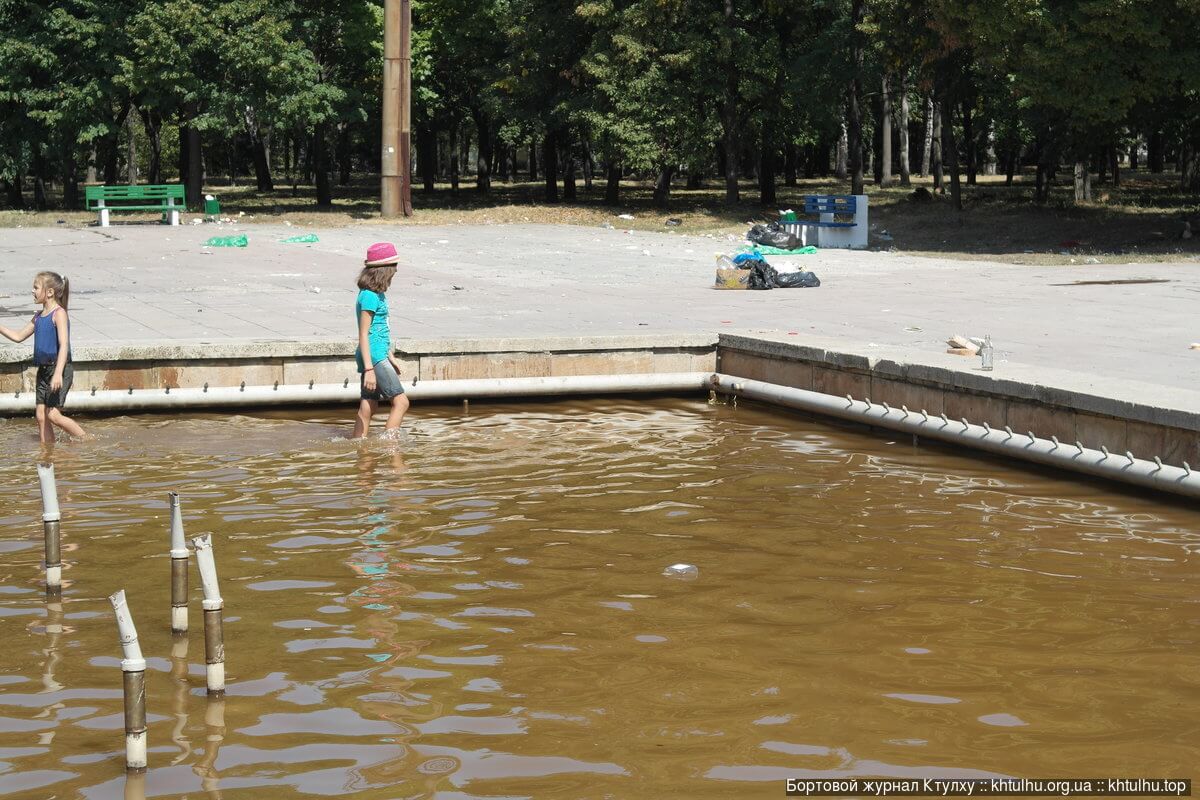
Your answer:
[381,0,413,217]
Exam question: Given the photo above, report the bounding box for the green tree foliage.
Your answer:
[2,0,1199,209]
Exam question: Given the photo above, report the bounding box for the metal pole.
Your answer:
[109,590,148,772]
[168,492,189,634]
[192,534,225,695]
[380,0,401,217]
[399,0,413,216]
[37,463,62,595]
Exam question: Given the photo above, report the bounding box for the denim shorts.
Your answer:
[361,359,404,401]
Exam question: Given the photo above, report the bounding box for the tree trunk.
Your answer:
[1006,146,1017,186]
[1073,160,1091,203]
[63,145,79,209]
[139,109,162,185]
[4,176,25,208]
[962,100,976,185]
[528,137,538,181]
[920,94,934,176]
[185,126,202,208]
[104,139,119,185]
[473,109,492,193]
[542,129,558,203]
[653,164,674,208]
[880,73,893,187]
[418,125,436,192]
[228,138,238,187]
[1129,136,1139,170]
[1111,145,1120,187]
[898,79,911,186]
[930,103,943,191]
[583,137,594,191]
[848,0,865,195]
[562,136,577,202]
[835,120,848,179]
[33,152,48,210]
[126,109,138,185]
[336,125,351,185]
[686,168,703,189]
[720,0,740,204]
[782,142,796,185]
[803,143,817,179]
[942,96,961,210]
[252,129,274,191]
[984,122,997,175]
[1148,130,1164,173]
[604,160,621,205]
[759,117,777,205]
[1097,148,1108,184]
[314,124,332,207]
[86,144,98,184]
[449,124,460,192]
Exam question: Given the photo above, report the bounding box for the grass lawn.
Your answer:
[3,171,1197,266]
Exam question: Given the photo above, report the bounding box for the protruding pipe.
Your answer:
[168,493,189,634]
[192,535,225,695]
[109,590,147,771]
[37,463,62,594]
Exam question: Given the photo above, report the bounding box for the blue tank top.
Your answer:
[33,308,68,366]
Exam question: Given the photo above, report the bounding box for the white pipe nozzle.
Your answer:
[109,590,146,672]
[192,534,223,609]
[125,732,147,771]
[168,492,188,557]
[37,463,60,522]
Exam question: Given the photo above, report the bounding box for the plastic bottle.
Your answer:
[980,335,994,371]
[663,563,699,580]
[715,254,735,269]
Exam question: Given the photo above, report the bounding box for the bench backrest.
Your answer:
[85,184,185,203]
[803,194,857,215]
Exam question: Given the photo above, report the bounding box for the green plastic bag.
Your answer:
[205,235,247,248]
[281,233,319,243]
[742,244,818,256]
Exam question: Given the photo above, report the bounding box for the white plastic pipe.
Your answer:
[192,534,225,694]
[168,493,189,634]
[37,463,62,593]
[109,590,147,771]
[710,374,1200,500]
[0,373,713,414]
[36,463,61,521]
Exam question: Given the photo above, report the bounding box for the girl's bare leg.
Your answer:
[384,394,410,431]
[35,405,54,445]
[353,399,379,439]
[47,408,85,439]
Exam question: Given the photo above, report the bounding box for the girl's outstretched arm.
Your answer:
[51,311,70,391]
[0,319,34,343]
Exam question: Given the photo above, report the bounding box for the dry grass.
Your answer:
[3,171,1197,265]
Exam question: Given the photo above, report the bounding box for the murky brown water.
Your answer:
[1,398,1197,799]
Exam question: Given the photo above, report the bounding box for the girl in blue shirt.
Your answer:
[0,271,87,443]
[352,242,410,438]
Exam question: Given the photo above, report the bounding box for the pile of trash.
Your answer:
[747,221,800,251]
[715,250,819,289]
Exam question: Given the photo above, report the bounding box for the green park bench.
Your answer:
[84,184,186,227]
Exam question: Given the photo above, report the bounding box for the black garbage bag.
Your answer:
[747,261,779,289]
[748,261,821,289]
[775,270,821,288]
[747,221,800,251]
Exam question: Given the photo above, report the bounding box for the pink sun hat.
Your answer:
[364,242,402,267]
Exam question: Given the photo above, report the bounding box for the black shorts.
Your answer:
[36,363,73,409]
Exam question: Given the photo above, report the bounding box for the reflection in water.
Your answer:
[0,400,1197,798]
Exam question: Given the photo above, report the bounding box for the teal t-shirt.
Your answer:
[355,289,391,371]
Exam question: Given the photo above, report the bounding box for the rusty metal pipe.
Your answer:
[168,492,189,633]
[192,534,225,695]
[37,463,62,594]
[109,590,147,771]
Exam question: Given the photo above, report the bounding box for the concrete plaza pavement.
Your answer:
[1,222,1197,410]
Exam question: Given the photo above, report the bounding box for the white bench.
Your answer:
[781,194,868,249]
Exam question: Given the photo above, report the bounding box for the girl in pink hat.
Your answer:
[352,242,410,438]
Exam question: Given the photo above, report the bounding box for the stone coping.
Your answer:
[719,332,1200,432]
[0,333,717,365]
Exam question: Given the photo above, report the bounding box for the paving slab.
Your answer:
[0,223,1196,414]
